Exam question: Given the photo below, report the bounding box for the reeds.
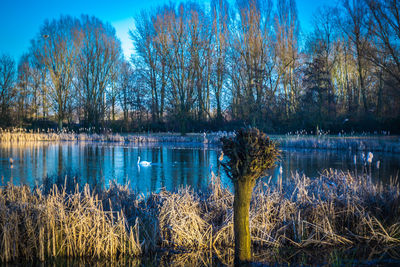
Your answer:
[2,128,399,153]
[276,135,400,153]
[0,183,141,262]
[0,170,399,262]
[0,128,233,144]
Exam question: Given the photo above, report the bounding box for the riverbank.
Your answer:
[1,170,399,263]
[1,130,399,152]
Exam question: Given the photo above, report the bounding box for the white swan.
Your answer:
[137,156,151,166]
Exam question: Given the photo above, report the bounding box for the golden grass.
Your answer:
[158,188,212,249]
[0,183,141,262]
[0,128,231,144]
[0,170,399,262]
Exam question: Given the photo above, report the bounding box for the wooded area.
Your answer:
[0,0,399,134]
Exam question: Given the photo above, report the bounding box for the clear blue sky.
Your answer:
[0,0,333,62]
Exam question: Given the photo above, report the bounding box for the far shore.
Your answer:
[1,130,400,153]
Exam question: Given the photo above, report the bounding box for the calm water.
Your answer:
[0,142,399,192]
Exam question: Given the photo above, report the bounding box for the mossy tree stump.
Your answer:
[221,128,280,265]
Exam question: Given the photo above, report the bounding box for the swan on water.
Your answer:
[137,156,151,166]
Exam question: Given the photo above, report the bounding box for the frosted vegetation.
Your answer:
[0,170,399,263]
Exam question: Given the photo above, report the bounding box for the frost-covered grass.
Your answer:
[273,134,400,153]
[1,170,399,263]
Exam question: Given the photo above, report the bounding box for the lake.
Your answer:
[0,141,399,192]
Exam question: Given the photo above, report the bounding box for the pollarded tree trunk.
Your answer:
[233,177,255,264]
[221,128,280,266]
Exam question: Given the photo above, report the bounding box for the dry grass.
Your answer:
[0,183,141,262]
[0,170,399,262]
[157,187,212,249]
[0,128,232,144]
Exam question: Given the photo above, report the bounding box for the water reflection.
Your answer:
[0,142,399,193]
[2,246,398,266]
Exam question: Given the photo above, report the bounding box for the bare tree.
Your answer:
[29,42,50,120]
[152,5,176,124]
[304,6,340,120]
[0,54,16,126]
[132,10,160,124]
[75,15,122,129]
[154,3,202,134]
[230,0,275,124]
[16,54,31,125]
[27,54,43,120]
[191,3,212,122]
[31,15,80,129]
[129,65,148,130]
[117,60,134,130]
[211,0,231,122]
[340,0,373,114]
[364,0,400,116]
[365,0,400,84]
[274,0,300,119]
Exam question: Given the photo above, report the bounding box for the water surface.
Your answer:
[0,142,399,193]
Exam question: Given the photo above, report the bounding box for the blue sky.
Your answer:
[0,0,333,61]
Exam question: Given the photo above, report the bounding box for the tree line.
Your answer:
[0,0,399,134]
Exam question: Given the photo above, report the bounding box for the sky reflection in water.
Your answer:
[0,142,399,193]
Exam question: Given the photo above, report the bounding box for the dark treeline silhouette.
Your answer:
[0,0,399,134]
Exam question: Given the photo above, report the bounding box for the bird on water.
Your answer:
[137,156,151,166]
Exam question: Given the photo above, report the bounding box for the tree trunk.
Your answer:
[377,71,383,116]
[233,177,255,265]
[216,96,222,124]
[58,118,63,131]
[180,116,187,136]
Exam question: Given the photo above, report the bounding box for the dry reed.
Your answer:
[0,169,399,262]
[0,128,232,144]
[0,183,141,262]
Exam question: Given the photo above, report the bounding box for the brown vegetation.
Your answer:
[0,128,232,144]
[0,170,399,262]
